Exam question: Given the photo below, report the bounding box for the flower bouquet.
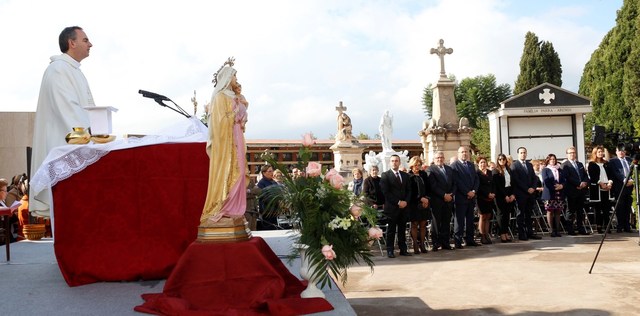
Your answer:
[260,133,380,288]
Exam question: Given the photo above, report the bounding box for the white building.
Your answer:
[488,83,592,161]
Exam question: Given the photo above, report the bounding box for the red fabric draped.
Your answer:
[52,143,210,286]
[134,238,333,315]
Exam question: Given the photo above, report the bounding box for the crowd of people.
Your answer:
[0,174,31,244]
[272,144,635,259]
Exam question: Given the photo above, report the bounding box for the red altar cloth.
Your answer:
[134,237,333,315]
[52,143,209,286]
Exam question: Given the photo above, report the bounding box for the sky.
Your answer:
[0,0,623,141]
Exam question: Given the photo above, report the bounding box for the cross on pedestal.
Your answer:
[430,39,454,78]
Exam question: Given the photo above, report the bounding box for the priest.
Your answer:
[30,26,96,217]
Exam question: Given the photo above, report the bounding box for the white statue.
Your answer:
[364,151,381,173]
[379,110,393,152]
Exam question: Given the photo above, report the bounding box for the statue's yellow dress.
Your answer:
[200,91,248,225]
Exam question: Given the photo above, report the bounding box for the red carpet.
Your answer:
[134,237,333,315]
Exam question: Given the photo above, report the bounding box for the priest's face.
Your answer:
[69,29,92,62]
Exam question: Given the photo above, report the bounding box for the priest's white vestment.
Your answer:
[30,53,95,215]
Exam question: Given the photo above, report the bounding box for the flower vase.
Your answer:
[294,243,325,298]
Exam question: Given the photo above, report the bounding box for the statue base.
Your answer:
[196,216,252,243]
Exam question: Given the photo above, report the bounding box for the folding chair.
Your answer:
[532,200,550,236]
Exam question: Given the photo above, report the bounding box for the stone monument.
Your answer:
[418,39,472,163]
[329,101,366,179]
[363,110,409,173]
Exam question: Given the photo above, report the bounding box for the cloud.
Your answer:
[0,0,620,141]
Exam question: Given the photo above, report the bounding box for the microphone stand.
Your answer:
[589,159,637,273]
[151,97,191,119]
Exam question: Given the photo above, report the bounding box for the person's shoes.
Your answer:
[420,244,428,254]
[413,242,421,254]
[399,251,412,256]
[387,251,395,258]
[567,230,577,236]
[597,227,604,234]
[550,231,558,237]
[519,235,529,241]
[455,243,464,249]
[624,228,632,233]
[442,244,454,250]
[616,229,623,233]
[578,229,590,235]
[466,241,481,247]
[528,234,542,240]
[486,234,493,244]
[431,246,438,252]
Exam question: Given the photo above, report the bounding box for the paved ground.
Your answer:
[340,231,640,315]
[3,231,639,315]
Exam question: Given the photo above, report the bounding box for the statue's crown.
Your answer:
[212,57,235,86]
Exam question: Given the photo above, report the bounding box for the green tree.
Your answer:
[514,31,563,94]
[580,0,638,138]
[456,74,511,128]
[471,118,491,157]
[355,132,370,140]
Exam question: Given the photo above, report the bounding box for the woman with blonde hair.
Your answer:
[347,168,364,196]
[407,156,430,253]
[587,145,613,233]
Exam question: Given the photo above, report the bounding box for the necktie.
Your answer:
[440,166,447,180]
[622,158,630,176]
[572,160,581,181]
[522,161,528,174]
[395,171,402,183]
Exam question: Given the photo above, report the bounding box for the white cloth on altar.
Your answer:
[30,116,208,232]
[30,53,95,214]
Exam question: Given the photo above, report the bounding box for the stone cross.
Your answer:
[335,101,347,115]
[430,39,453,78]
[191,90,198,116]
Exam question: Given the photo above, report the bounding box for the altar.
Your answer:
[46,141,209,286]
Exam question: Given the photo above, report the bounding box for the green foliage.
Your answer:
[356,132,370,140]
[471,118,491,156]
[455,74,511,128]
[514,31,563,94]
[259,140,377,288]
[580,0,639,138]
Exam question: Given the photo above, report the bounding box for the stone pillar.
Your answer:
[420,39,472,163]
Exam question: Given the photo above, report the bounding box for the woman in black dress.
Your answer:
[408,156,430,254]
[492,153,516,242]
[476,156,496,244]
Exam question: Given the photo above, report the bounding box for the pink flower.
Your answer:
[329,173,345,189]
[306,161,322,177]
[349,205,362,218]
[368,227,383,239]
[324,168,338,181]
[321,244,336,260]
[302,132,315,147]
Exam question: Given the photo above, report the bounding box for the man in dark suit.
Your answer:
[510,147,542,240]
[609,144,634,233]
[561,146,590,235]
[428,151,456,251]
[380,154,412,258]
[451,146,480,248]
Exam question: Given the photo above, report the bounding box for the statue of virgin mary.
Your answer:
[200,58,249,227]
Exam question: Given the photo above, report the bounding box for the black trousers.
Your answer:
[515,193,534,238]
[430,199,453,247]
[385,208,409,252]
[566,194,586,232]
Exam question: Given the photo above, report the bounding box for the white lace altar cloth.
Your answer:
[31,117,208,196]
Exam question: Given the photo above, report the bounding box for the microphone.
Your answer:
[138,89,170,101]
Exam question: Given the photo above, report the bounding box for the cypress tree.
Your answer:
[514,32,563,94]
